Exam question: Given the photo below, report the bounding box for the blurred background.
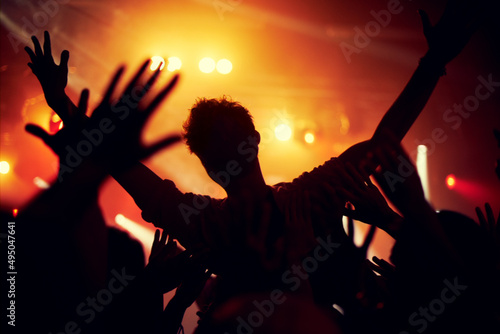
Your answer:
[1,0,499,331]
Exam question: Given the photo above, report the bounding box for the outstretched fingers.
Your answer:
[25,124,52,145]
[142,134,182,160]
[144,74,179,117]
[42,31,54,62]
[121,59,151,98]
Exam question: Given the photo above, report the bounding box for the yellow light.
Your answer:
[51,113,61,123]
[446,174,456,189]
[58,122,63,130]
[150,56,165,71]
[275,124,292,141]
[216,59,232,74]
[0,161,10,174]
[167,57,182,72]
[304,132,315,144]
[199,57,216,73]
[13,209,18,217]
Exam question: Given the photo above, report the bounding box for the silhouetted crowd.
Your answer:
[7,0,500,333]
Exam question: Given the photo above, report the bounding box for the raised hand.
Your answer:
[476,203,500,251]
[147,229,189,294]
[25,88,89,159]
[26,60,181,179]
[363,134,426,215]
[418,0,488,66]
[335,161,403,238]
[173,250,212,309]
[90,60,181,168]
[25,31,76,119]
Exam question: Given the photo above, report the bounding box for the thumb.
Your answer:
[25,124,51,144]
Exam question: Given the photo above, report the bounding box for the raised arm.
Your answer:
[25,32,183,215]
[339,0,488,166]
[371,0,487,143]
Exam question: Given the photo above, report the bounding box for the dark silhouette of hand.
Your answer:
[418,0,488,65]
[147,229,189,294]
[25,31,75,119]
[26,60,181,176]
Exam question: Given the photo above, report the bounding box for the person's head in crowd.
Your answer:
[183,97,261,192]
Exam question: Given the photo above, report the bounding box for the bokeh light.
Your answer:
[150,56,165,71]
[216,59,232,74]
[446,174,456,189]
[0,161,10,174]
[275,124,292,141]
[199,57,216,73]
[167,57,182,71]
[304,132,315,144]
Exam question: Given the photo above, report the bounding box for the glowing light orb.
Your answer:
[304,132,315,144]
[417,145,428,154]
[216,59,232,74]
[275,124,292,141]
[446,174,456,189]
[150,56,165,71]
[199,57,216,73]
[0,161,10,174]
[167,57,182,71]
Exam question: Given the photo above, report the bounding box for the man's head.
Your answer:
[183,97,260,187]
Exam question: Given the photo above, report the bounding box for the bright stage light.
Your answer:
[199,57,216,73]
[275,124,292,141]
[115,214,156,254]
[33,176,50,189]
[0,161,10,174]
[167,57,182,72]
[304,132,315,144]
[416,145,430,201]
[446,174,456,189]
[150,56,165,71]
[216,59,232,74]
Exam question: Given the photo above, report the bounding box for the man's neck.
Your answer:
[225,161,269,200]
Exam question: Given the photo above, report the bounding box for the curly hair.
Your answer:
[183,96,255,158]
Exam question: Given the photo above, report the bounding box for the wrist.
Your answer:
[419,52,447,76]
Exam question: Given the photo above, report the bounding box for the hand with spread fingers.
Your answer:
[25,31,77,120]
[335,161,403,238]
[419,0,489,66]
[476,203,500,256]
[26,60,180,180]
[147,229,189,294]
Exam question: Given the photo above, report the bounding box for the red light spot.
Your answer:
[446,174,456,189]
[13,208,18,217]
